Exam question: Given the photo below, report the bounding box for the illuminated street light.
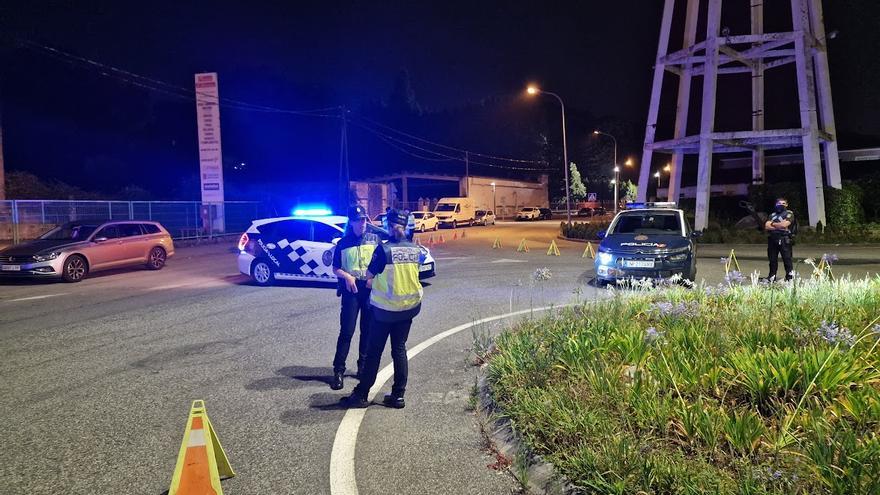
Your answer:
[654,170,661,189]
[625,158,634,167]
[526,85,571,225]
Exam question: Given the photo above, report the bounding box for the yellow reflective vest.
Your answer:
[338,233,379,280]
[370,242,423,312]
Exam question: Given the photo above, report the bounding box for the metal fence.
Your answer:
[0,200,272,243]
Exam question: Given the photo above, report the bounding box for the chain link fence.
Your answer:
[0,200,271,244]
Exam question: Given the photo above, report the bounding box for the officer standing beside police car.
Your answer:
[340,209,424,409]
[330,205,379,390]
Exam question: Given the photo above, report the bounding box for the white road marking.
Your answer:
[491,258,528,263]
[329,305,562,495]
[5,293,68,303]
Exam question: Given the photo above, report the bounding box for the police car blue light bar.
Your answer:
[291,206,333,217]
[625,201,677,209]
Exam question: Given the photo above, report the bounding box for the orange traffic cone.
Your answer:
[168,400,234,495]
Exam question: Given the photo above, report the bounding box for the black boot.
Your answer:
[339,393,369,408]
[383,393,405,409]
[330,371,344,390]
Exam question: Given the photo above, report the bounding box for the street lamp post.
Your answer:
[527,85,571,225]
[593,130,619,213]
[655,171,661,190]
[490,181,497,218]
[613,165,620,215]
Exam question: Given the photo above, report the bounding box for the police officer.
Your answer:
[330,205,380,390]
[404,209,416,241]
[340,209,424,409]
[764,197,795,281]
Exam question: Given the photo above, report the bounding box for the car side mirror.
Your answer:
[691,230,703,238]
[94,237,108,243]
[596,230,606,240]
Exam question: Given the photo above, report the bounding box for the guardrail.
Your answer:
[0,200,271,244]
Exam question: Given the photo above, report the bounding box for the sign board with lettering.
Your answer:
[195,73,225,204]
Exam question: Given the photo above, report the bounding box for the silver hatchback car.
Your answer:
[0,221,175,282]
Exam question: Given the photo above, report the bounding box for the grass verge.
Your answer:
[487,276,880,494]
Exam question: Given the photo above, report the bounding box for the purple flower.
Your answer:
[724,270,746,285]
[719,257,729,265]
[817,320,855,348]
[652,301,699,318]
[821,253,839,265]
[644,327,664,343]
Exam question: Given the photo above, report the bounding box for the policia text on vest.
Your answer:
[340,209,424,409]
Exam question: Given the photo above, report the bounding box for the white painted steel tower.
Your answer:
[639,0,841,230]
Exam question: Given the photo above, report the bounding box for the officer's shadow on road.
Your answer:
[245,365,334,391]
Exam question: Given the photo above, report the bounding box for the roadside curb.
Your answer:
[476,365,576,495]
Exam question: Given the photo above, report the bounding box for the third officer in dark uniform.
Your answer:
[330,205,379,390]
[764,197,796,281]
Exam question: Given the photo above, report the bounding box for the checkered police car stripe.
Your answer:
[275,239,335,279]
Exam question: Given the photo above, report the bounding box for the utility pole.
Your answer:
[0,83,5,201]
[338,106,349,211]
[464,151,469,197]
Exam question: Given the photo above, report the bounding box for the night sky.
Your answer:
[1,1,878,203]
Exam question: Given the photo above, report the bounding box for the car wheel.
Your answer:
[62,255,88,283]
[252,259,275,286]
[452,220,457,229]
[419,225,425,232]
[146,247,167,270]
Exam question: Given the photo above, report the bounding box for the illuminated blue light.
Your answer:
[292,206,333,216]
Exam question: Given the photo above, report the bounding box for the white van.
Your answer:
[433,197,476,228]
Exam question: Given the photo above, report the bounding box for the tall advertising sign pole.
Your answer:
[195,72,225,234]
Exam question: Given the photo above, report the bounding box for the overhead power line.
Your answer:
[14,37,550,171]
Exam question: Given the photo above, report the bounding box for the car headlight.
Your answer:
[598,252,614,265]
[33,252,61,262]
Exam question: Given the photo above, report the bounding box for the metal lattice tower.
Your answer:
[638,0,841,230]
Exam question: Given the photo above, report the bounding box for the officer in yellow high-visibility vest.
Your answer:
[340,209,424,409]
[330,205,379,390]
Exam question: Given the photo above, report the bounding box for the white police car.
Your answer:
[237,211,436,286]
[594,202,701,285]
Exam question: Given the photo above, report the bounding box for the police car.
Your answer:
[594,202,701,285]
[237,210,436,286]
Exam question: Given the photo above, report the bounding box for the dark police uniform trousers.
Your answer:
[767,233,793,281]
[333,280,371,374]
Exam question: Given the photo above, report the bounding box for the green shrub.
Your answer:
[488,276,880,494]
[560,220,611,241]
[825,183,866,227]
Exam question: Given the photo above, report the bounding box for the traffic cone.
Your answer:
[516,239,529,253]
[547,239,560,256]
[168,400,234,495]
[453,232,458,240]
[438,234,445,244]
[582,242,596,259]
[461,230,467,239]
[428,234,435,245]
[492,238,502,249]
[724,249,741,273]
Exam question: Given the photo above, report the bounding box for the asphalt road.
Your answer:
[1,220,878,494]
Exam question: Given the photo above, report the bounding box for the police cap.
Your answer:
[385,209,408,226]
[347,205,369,221]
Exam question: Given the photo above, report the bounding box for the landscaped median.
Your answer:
[482,276,880,494]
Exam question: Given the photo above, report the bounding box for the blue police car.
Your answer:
[594,202,701,285]
[237,210,436,286]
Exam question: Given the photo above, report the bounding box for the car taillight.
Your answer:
[238,233,249,251]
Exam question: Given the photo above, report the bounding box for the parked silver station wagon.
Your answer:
[0,221,175,282]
